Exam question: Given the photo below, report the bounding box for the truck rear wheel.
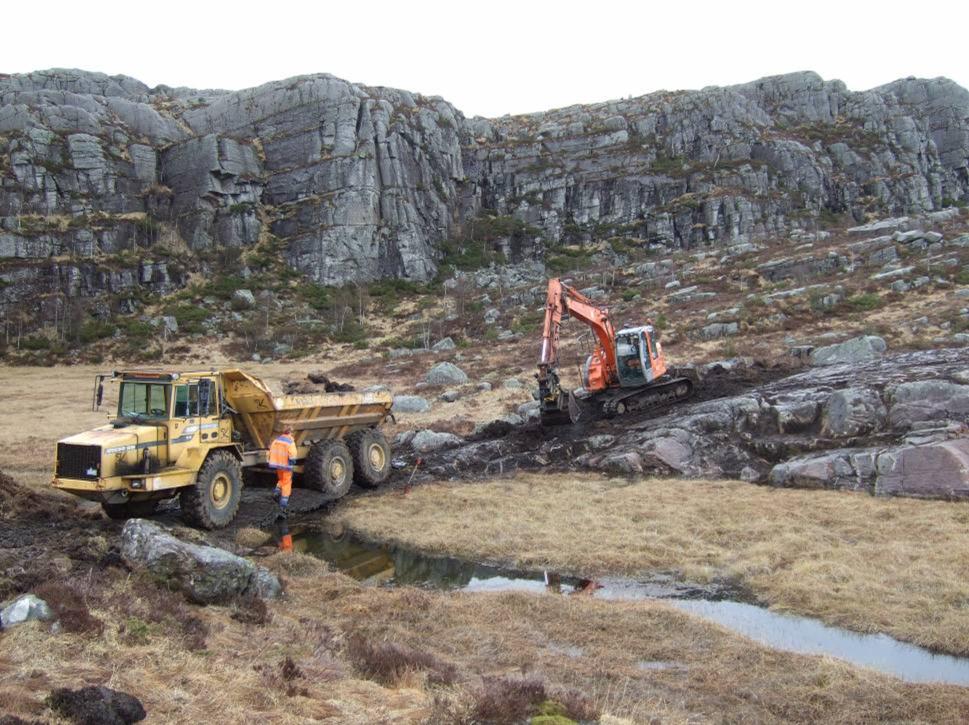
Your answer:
[180,451,243,530]
[304,440,354,500]
[101,499,159,520]
[347,429,391,487]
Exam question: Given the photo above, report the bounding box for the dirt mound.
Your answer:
[0,469,86,523]
[47,686,145,725]
[282,372,355,395]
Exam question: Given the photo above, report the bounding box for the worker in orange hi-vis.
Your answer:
[268,425,298,515]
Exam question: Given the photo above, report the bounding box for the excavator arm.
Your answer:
[537,279,619,424]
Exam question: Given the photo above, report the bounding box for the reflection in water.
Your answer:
[275,519,293,554]
[294,526,969,686]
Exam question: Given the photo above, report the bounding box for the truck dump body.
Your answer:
[221,369,393,454]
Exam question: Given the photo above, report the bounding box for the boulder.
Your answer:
[643,436,693,472]
[391,395,431,413]
[425,362,469,386]
[888,380,969,428]
[394,430,416,446]
[875,440,969,498]
[517,401,541,421]
[410,430,463,453]
[231,288,256,309]
[431,336,456,352]
[159,315,178,335]
[0,593,54,629]
[502,377,524,389]
[810,336,887,366]
[699,322,739,340]
[120,519,281,605]
[439,389,460,403]
[822,387,887,437]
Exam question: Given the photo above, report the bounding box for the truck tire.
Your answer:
[180,451,243,530]
[101,499,159,520]
[346,429,391,487]
[303,440,354,500]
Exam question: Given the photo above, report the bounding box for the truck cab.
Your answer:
[54,370,240,524]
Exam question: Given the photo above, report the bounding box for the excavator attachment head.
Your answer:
[539,390,582,426]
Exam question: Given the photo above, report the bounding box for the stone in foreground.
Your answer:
[120,519,281,604]
[0,593,54,629]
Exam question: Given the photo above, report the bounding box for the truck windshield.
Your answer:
[119,382,170,419]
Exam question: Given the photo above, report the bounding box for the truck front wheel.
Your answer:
[304,440,354,500]
[180,451,243,529]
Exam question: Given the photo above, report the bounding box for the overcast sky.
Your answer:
[3,0,967,117]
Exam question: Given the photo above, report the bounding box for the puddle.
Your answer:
[285,523,969,686]
[670,600,969,686]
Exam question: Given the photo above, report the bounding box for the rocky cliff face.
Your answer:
[1,68,968,315]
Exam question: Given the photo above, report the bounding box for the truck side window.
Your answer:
[198,379,214,417]
[174,384,200,418]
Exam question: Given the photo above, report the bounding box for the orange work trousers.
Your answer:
[275,469,293,497]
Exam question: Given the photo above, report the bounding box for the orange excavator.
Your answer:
[537,278,694,425]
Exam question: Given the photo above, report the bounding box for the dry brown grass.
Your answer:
[335,472,969,656]
[3,539,969,722]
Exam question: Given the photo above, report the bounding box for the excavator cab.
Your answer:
[615,327,666,388]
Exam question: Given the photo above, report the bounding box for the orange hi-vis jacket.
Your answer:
[268,434,297,471]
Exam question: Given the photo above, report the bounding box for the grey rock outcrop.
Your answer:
[810,335,887,366]
[822,387,887,437]
[418,347,969,502]
[2,68,969,325]
[410,429,463,453]
[120,519,281,604]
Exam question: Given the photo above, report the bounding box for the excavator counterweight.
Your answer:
[536,278,693,425]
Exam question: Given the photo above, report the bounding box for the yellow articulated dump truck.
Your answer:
[52,369,394,529]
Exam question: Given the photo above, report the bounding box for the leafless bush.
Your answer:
[345,633,457,686]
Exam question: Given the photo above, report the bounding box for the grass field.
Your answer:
[4,546,969,724]
[335,472,969,656]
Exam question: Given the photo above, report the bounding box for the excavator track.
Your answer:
[600,376,694,417]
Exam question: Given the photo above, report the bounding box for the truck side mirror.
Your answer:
[96,383,104,408]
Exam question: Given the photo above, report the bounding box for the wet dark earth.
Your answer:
[281,521,969,687]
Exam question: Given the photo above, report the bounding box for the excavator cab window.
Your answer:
[616,333,646,386]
